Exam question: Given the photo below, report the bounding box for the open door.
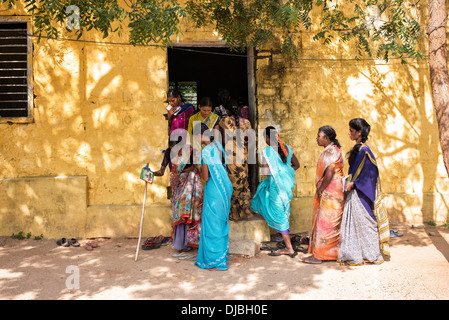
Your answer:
[167,46,257,193]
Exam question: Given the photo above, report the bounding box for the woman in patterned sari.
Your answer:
[338,118,390,265]
[219,102,254,221]
[301,126,345,264]
[195,123,233,270]
[154,138,203,251]
[251,126,300,256]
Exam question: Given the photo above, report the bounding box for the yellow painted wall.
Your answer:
[0,2,448,239]
[256,30,449,231]
[0,3,173,238]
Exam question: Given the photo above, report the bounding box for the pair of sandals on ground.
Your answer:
[56,237,99,251]
[172,247,197,261]
[56,237,80,247]
[141,235,170,250]
[261,235,309,258]
[266,230,403,263]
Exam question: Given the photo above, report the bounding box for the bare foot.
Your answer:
[245,208,254,221]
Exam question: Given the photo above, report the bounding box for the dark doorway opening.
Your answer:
[167,46,257,193]
[167,46,248,109]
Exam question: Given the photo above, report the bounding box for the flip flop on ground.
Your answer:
[269,249,297,258]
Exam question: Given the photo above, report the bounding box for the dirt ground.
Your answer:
[1,223,449,301]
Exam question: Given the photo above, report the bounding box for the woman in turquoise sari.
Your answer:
[251,126,300,257]
[195,123,233,270]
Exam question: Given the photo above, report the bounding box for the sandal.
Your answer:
[300,255,322,264]
[142,238,162,250]
[86,241,98,248]
[172,252,188,258]
[269,249,297,258]
[390,230,403,238]
[260,243,276,251]
[56,238,70,247]
[69,238,80,247]
[178,254,196,260]
[84,241,98,251]
[161,237,170,246]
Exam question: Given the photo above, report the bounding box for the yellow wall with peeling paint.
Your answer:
[0,3,175,238]
[0,2,448,239]
[256,31,449,230]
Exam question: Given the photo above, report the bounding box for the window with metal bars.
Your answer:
[0,21,31,120]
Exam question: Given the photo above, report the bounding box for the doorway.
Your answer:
[168,46,248,108]
[167,46,257,193]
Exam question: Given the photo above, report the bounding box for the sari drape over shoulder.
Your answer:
[195,141,233,270]
[309,144,345,260]
[338,145,390,265]
[251,145,295,233]
[170,103,194,137]
[188,111,219,134]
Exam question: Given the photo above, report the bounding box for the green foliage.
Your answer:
[11,231,44,240]
[127,0,186,46]
[11,231,26,240]
[34,233,44,240]
[0,0,425,61]
[185,0,313,53]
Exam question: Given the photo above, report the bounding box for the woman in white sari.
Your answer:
[338,118,390,265]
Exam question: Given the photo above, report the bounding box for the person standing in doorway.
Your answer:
[219,100,254,221]
[166,89,194,140]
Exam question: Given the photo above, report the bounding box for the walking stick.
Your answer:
[135,163,153,262]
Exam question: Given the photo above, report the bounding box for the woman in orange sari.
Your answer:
[301,126,345,264]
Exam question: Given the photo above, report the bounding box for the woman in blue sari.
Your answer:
[251,126,300,257]
[195,123,233,270]
[338,118,390,265]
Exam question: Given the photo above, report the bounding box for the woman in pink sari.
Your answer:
[301,126,345,264]
[166,89,194,140]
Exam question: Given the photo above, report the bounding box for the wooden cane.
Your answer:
[135,179,148,262]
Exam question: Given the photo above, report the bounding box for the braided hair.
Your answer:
[347,118,371,165]
[318,125,341,148]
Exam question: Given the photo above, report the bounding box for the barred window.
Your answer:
[169,81,198,108]
[0,18,32,121]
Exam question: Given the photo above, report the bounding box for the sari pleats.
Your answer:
[195,142,233,270]
[309,145,345,261]
[338,190,384,265]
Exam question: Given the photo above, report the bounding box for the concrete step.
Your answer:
[229,214,270,256]
[229,213,270,242]
[229,239,261,257]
